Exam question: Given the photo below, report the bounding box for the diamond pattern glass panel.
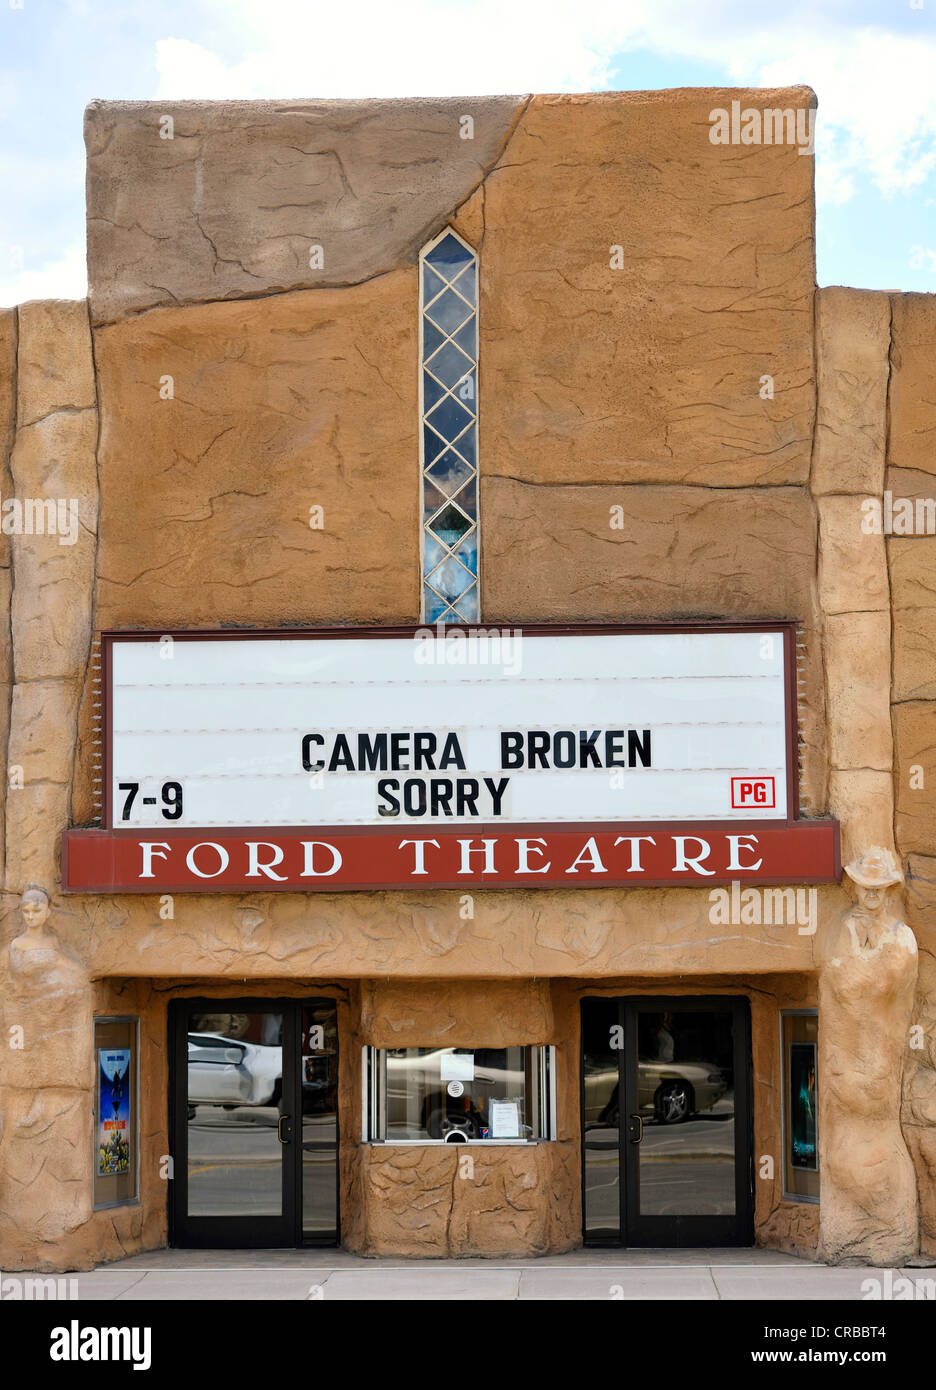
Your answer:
[454,484,476,521]
[428,502,471,546]
[424,587,449,623]
[423,476,446,515]
[422,370,448,414]
[427,450,473,498]
[423,422,447,468]
[425,287,473,337]
[424,232,474,274]
[426,394,473,443]
[423,533,447,574]
[420,228,479,624]
[451,262,476,303]
[452,589,479,622]
[425,340,473,390]
[422,317,447,360]
[452,318,477,358]
[451,429,476,468]
[422,263,448,302]
[454,531,478,572]
[427,555,474,603]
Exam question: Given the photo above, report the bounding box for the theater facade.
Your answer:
[1,87,935,1270]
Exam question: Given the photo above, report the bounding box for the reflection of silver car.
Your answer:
[187,1033,282,1109]
[583,1056,728,1126]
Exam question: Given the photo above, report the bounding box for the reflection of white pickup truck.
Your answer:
[187,1033,282,1109]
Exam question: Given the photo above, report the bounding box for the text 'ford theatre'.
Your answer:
[2,86,934,1270]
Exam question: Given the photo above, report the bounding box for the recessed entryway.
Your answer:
[581,995,754,1247]
[169,998,339,1249]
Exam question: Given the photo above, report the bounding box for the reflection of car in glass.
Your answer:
[582,1055,727,1125]
[187,1033,281,1115]
[386,1048,527,1140]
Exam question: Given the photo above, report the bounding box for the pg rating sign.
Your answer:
[62,625,840,891]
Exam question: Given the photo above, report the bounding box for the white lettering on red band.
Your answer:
[457,838,498,875]
[672,836,715,875]
[613,834,657,873]
[185,842,229,878]
[300,841,342,877]
[139,841,171,877]
[565,836,607,874]
[726,833,763,872]
[515,837,551,874]
[246,842,288,880]
[397,839,440,875]
[96,826,830,894]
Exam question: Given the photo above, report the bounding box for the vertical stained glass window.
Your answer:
[420,228,479,623]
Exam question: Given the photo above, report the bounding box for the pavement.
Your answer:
[5,1247,936,1300]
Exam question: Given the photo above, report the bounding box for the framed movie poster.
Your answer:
[98,1047,131,1175]
[789,1042,817,1171]
[781,1010,819,1200]
[93,1016,139,1209]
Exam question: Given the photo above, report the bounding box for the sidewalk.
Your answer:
[6,1247,933,1300]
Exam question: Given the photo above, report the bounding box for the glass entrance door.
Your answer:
[170,997,338,1248]
[582,996,753,1247]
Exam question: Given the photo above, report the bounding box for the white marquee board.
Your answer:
[106,629,791,829]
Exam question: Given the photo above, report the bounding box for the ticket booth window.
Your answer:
[781,1010,819,1201]
[364,1045,554,1143]
[93,1016,139,1209]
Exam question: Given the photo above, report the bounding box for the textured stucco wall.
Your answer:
[887,293,936,1259]
[0,87,934,1270]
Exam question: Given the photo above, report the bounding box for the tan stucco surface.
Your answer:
[0,88,934,1271]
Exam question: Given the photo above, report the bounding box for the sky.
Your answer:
[0,0,934,306]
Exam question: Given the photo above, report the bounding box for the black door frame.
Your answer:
[169,996,339,1249]
[581,994,754,1248]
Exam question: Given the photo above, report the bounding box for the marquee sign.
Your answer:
[61,625,840,891]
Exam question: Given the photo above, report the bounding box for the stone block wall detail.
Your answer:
[0,299,100,1271]
[812,286,936,1263]
[887,293,936,1259]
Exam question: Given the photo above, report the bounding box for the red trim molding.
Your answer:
[62,818,840,893]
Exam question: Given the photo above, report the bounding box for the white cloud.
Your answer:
[155,39,252,101]
[4,0,932,302]
[152,0,936,208]
[0,242,87,310]
[155,0,654,100]
[756,31,936,200]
